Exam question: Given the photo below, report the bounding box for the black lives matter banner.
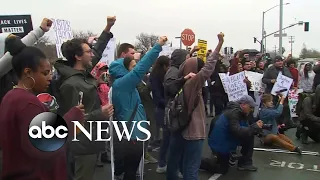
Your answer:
[0,15,33,38]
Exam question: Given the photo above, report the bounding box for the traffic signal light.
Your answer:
[230,47,234,54]
[254,37,257,43]
[224,47,227,54]
[304,22,309,31]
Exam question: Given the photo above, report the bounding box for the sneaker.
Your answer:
[144,152,158,164]
[156,165,167,173]
[115,174,123,180]
[237,165,258,171]
[177,171,183,179]
[294,147,302,155]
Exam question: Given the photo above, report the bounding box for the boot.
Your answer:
[301,132,309,144]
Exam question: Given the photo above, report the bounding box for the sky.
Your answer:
[1,0,319,57]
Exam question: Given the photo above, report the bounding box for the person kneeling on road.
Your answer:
[208,95,263,175]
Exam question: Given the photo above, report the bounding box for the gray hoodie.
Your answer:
[0,27,45,78]
[163,49,189,102]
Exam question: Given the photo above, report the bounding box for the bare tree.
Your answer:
[135,33,159,53]
[34,36,57,62]
[72,30,97,40]
[299,44,320,58]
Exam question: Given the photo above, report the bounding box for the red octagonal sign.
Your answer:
[181,28,195,46]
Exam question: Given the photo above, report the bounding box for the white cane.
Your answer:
[108,88,115,180]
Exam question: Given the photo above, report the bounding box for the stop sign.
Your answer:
[181,28,195,46]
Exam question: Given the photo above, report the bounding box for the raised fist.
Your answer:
[40,18,53,32]
[158,36,168,46]
[107,16,116,27]
[218,32,224,42]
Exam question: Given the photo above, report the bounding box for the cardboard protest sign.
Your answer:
[51,19,73,58]
[221,72,248,102]
[271,72,293,97]
[0,15,33,38]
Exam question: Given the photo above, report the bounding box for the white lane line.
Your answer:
[253,148,319,156]
[208,174,222,180]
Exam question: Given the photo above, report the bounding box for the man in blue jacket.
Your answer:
[208,95,263,174]
[109,36,167,180]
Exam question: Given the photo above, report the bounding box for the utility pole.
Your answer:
[261,12,265,53]
[289,36,295,55]
[279,0,284,55]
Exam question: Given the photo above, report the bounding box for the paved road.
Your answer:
[94,118,320,180]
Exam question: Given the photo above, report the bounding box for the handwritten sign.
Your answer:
[52,19,73,58]
[271,72,293,97]
[221,72,248,102]
[197,39,207,62]
[245,71,265,92]
[219,73,228,92]
[288,89,303,118]
[99,38,116,66]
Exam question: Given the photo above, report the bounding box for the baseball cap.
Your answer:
[237,95,257,107]
[274,55,283,62]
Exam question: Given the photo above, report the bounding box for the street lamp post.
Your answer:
[261,2,289,53]
[279,0,284,55]
[175,36,182,49]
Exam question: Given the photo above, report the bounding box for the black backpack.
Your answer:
[164,88,198,133]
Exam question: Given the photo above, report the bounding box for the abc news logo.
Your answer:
[28,112,151,152]
[28,112,68,152]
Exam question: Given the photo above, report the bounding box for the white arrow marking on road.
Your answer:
[208,174,222,180]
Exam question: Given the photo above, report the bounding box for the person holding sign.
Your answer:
[0,18,52,103]
[259,94,302,154]
[262,56,292,94]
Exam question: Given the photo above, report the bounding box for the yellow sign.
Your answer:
[197,39,207,62]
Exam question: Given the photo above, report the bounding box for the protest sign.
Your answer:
[197,39,207,62]
[245,71,265,92]
[0,15,33,38]
[221,72,248,102]
[99,38,116,66]
[51,19,73,58]
[288,89,303,118]
[271,72,293,97]
[218,73,228,91]
[159,45,175,57]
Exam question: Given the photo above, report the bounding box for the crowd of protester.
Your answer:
[0,17,319,180]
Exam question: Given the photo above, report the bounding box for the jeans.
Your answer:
[158,127,171,167]
[167,132,204,180]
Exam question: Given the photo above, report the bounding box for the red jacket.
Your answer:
[0,88,83,180]
[289,67,299,87]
